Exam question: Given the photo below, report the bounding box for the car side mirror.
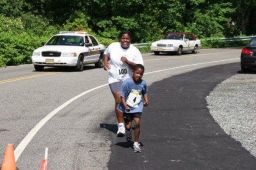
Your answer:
[85,43,93,47]
[41,42,45,46]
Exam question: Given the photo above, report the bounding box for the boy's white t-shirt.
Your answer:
[104,42,144,84]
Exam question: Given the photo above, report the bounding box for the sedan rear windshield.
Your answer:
[249,38,256,47]
[46,36,84,46]
[165,33,183,40]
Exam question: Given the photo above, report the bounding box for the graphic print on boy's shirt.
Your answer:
[126,89,142,108]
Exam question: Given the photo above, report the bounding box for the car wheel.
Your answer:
[34,65,44,71]
[241,65,248,73]
[95,53,103,68]
[154,51,160,55]
[76,55,84,71]
[177,47,182,55]
[192,45,198,54]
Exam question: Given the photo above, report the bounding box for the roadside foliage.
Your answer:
[0,0,256,67]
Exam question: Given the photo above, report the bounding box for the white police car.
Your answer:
[31,31,105,71]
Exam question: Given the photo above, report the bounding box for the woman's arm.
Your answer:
[121,56,136,68]
[103,54,110,71]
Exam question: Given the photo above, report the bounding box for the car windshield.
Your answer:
[46,35,84,46]
[165,33,183,40]
[249,38,256,47]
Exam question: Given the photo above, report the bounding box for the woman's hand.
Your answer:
[121,56,128,64]
[103,62,110,71]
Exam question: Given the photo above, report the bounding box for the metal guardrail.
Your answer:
[133,35,256,48]
[133,43,151,48]
[202,35,255,42]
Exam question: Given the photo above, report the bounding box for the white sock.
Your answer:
[134,142,139,146]
[118,123,124,127]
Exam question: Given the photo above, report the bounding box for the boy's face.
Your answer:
[133,68,144,82]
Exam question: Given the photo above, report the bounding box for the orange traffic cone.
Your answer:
[39,159,47,170]
[1,144,16,170]
[39,147,48,170]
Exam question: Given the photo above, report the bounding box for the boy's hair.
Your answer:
[133,64,145,72]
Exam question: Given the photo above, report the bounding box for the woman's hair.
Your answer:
[133,64,145,72]
[118,31,132,40]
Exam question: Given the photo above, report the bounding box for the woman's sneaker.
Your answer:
[117,124,125,137]
[133,142,141,153]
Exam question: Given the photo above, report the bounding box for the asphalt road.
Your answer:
[108,63,256,170]
[0,48,248,169]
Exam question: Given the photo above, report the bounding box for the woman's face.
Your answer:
[120,33,131,49]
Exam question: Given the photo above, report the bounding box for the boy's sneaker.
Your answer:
[117,124,125,137]
[139,142,144,147]
[133,142,141,153]
[126,129,132,143]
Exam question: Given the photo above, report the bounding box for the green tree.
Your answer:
[231,0,256,35]
[0,0,27,17]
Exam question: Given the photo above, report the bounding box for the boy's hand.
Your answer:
[144,95,149,107]
[124,104,130,112]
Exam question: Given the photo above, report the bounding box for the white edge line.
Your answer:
[14,57,239,161]
[14,83,108,161]
[145,58,239,75]
[45,147,48,160]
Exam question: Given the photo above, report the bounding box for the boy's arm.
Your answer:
[143,94,149,106]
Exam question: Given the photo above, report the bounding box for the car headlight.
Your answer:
[32,51,41,57]
[62,52,78,57]
[167,44,173,47]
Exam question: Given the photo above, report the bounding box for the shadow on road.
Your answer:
[100,123,117,134]
[115,142,132,148]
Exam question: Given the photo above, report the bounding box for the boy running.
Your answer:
[118,64,149,152]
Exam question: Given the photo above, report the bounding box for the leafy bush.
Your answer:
[137,45,151,53]
[0,31,42,66]
[201,37,250,48]
[0,15,57,67]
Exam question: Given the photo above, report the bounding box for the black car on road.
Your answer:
[241,37,256,72]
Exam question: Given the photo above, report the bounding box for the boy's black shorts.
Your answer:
[124,112,142,122]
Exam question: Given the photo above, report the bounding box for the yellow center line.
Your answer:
[0,72,59,85]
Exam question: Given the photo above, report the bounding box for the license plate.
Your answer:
[45,59,54,64]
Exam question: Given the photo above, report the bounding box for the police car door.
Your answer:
[84,36,94,63]
[87,36,101,63]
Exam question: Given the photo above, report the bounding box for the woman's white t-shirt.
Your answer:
[104,42,144,84]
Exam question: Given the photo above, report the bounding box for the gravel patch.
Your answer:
[207,73,256,157]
